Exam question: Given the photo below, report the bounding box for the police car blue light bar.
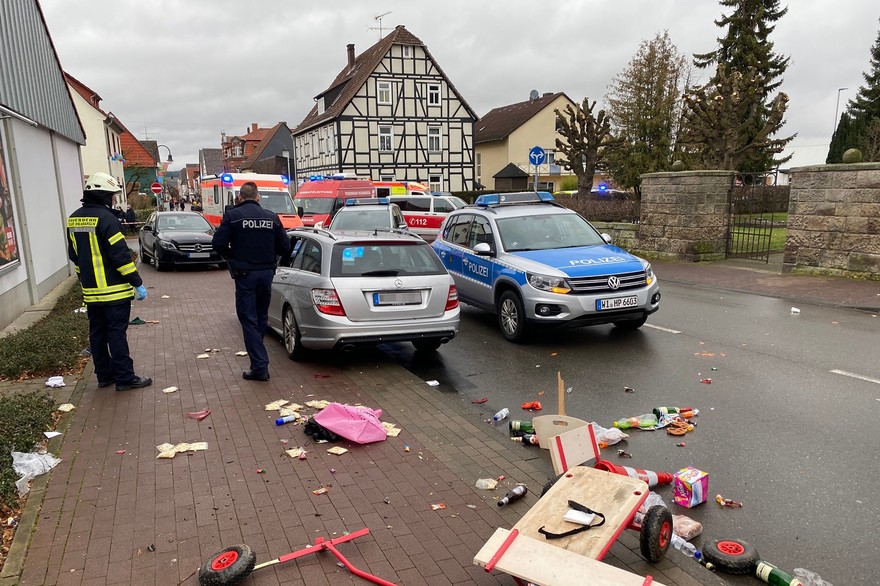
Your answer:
[344,197,389,206]
[474,192,555,207]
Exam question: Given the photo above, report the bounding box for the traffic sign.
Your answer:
[150,182,162,194]
[529,146,546,166]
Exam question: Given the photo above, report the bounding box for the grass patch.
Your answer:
[0,391,56,509]
[731,227,788,253]
[0,283,89,379]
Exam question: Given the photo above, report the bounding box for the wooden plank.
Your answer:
[549,424,601,476]
[474,528,667,586]
[512,466,648,560]
[532,371,589,449]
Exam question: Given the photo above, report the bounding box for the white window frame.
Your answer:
[402,45,412,58]
[427,84,440,106]
[318,135,325,156]
[377,81,392,105]
[379,126,393,152]
[311,135,317,158]
[429,175,442,193]
[476,153,481,183]
[427,127,441,153]
[317,97,325,115]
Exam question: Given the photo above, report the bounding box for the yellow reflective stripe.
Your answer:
[74,266,80,273]
[68,232,78,254]
[118,262,137,276]
[89,232,107,288]
[83,291,135,303]
[108,232,125,245]
[81,283,132,294]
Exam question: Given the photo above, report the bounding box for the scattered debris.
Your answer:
[467,504,477,509]
[305,400,330,410]
[43,431,62,439]
[256,469,267,474]
[496,475,506,482]
[715,494,743,508]
[162,386,178,394]
[11,451,62,496]
[196,353,210,359]
[234,351,248,356]
[145,320,160,324]
[550,352,557,357]
[471,397,488,404]
[677,442,686,447]
[426,380,440,386]
[674,467,709,508]
[45,376,65,388]
[330,468,336,474]
[275,414,301,426]
[57,403,76,413]
[700,378,712,384]
[382,422,402,437]
[521,401,542,411]
[161,295,170,299]
[327,446,348,456]
[285,448,306,459]
[475,478,498,490]
[204,348,220,353]
[430,503,447,511]
[147,544,156,552]
[383,497,391,504]
[617,449,632,458]
[403,444,411,452]
[73,306,87,314]
[313,373,331,379]
[790,307,801,314]
[116,450,126,455]
[312,487,328,495]
[537,390,545,397]
[264,399,290,411]
[129,317,146,325]
[186,409,211,421]
[565,387,572,394]
[623,386,635,393]
[156,442,208,459]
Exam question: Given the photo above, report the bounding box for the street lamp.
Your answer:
[281,150,292,196]
[157,145,174,211]
[833,88,848,134]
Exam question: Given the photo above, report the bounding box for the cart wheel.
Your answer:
[701,538,759,575]
[198,544,257,586]
[639,505,672,562]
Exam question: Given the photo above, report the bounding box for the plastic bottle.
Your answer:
[670,534,698,558]
[497,485,528,506]
[613,414,658,429]
[275,414,299,426]
[509,420,534,433]
[492,408,510,423]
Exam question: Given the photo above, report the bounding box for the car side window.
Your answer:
[449,214,473,246]
[467,216,494,249]
[400,197,430,212]
[433,199,454,213]
[280,237,302,267]
[299,239,323,274]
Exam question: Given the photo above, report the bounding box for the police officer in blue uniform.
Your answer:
[212,181,290,381]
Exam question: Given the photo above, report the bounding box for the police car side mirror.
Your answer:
[601,233,612,244]
[473,242,494,256]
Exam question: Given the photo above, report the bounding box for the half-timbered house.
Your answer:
[293,26,477,193]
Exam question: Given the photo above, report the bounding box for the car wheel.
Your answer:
[139,243,151,263]
[412,339,442,352]
[152,251,165,271]
[217,261,227,270]
[283,306,307,361]
[613,316,647,331]
[498,290,528,343]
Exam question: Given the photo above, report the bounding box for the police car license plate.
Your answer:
[373,292,421,306]
[597,296,638,311]
[189,252,210,259]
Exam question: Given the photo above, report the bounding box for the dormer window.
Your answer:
[377,81,391,105]
[317,97,325,115]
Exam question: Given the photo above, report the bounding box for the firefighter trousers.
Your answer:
[87,302,136,385]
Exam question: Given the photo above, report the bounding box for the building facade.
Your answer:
[293,26,477,193]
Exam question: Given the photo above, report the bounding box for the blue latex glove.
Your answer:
[135,285,147,301]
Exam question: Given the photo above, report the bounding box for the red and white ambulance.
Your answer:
[199,173,303,229]
[391,194,469,242]
[292,175,376,228]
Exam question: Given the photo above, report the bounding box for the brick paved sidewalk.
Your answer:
[5,265,721,586]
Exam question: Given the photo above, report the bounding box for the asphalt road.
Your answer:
[379,282,879,585]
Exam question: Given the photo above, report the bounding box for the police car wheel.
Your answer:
[412,339,442,352]
[498,290,527,343]
[613,316,647,331]
[283,307,307,361]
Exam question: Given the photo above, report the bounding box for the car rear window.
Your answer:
[330,209,391,231]
[331,241,447,277]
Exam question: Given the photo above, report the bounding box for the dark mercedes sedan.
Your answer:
[138,212,225,271]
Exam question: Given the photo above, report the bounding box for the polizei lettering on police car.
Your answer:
[568,256,627,266]
[462,257,489,277]
[242,219,274,229]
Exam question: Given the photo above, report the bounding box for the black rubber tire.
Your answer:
[613,316,648,331]
[497,290,528,343]
[701,538,760,575]
[152,250,165,272]
[639,505,672,562]
[412,338,442,352]
[139,243,151,263]
[217,261,227,270]
[283,306,307,361]
[198,544,257,586]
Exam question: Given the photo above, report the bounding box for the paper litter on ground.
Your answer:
[145,320,160,324]
[278,407,303,418]
[161,295,170,299]
[57,403,75,413]
[44,431,62,439]
[327,446,348,455]
[196,354,210,359]
[305,400,330,410]
[426,380,439,386]
[162,386,178,394]
[45,376,65,388]
[156,441,208,459]
[381,422,402,437]
[285,448,306,459]
[204,348,220,353]
[264,399,289,411]
[234,351,248,356]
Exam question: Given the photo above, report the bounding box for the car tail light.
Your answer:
[312,288,346,316]
[445,284,459,311]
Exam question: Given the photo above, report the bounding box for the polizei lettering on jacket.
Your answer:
[568,256,627,266]
[242,219,274,229]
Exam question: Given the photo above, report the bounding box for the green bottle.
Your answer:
[509,420,534,433]
[755,562,803,586]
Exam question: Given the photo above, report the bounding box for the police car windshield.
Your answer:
[497,213,605,251]
[157,214,211,231]
[292,197,335,215]
[258,192,296,214]
[330,210,391,231]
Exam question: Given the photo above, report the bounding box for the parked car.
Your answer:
[267,228,459,359]
[327,198,408,233]
[138,211,225,271]
[431,191,660,342]
[390,193,468,242]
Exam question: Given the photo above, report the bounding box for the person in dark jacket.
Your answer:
[124,205,137,235]
[212,181,290,381]
[67,172,152,392]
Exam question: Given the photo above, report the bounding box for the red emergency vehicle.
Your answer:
[292,176,376,227]
[200,173,303,229]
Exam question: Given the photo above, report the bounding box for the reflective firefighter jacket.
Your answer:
[67,201,143,305]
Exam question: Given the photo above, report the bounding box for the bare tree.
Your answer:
[860,118,880,161]
[554,98,616,197]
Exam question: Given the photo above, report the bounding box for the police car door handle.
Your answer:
[279,273,289,280]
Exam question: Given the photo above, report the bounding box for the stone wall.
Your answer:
[636,171,734,261]
[785,163,880,280]
[591,221,639,251]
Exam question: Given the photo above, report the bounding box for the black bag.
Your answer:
[303,416,340,442]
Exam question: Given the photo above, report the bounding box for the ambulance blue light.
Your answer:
[598,184,608,191]
[281,176,289,185]
[221,173,234,184]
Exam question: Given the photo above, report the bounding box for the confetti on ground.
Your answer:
[264,399,290,411]
[162,386,178,394]
[431,503,447,511]
[285,448,306,459]
[196,354,210,359]
[305,400,330,409]
[116,450,126,454]
[57,403,75,412]
[327,446,348,456]
[234,351,248,356]
[312,487,328,495]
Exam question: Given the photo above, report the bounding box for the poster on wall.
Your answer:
[0,130,21,272]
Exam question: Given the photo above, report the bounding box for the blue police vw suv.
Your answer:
[431,192,660,342]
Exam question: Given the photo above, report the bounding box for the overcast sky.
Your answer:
[41,0,879,172]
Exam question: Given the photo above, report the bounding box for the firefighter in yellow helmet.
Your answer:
[67,172,152,391]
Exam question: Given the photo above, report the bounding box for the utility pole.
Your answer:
[367,11,391,40]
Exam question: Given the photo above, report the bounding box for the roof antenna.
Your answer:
[367,11,391,40]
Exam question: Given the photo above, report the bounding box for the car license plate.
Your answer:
[596,296,638,311]
[373,292,421,306]
[189,252,210,259]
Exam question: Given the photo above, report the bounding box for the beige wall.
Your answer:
[67,86,123,186]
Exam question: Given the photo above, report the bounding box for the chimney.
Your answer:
[347,44,355,70]
[251,123,258,133]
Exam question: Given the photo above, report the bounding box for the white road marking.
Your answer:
[830,369,880,385]
[645,324,682,334]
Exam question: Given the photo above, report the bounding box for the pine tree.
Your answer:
[554,98,616,197]
[693,0,790,171]
[826,113,865,163]
[605,31,689,198]
[849,20,880,121]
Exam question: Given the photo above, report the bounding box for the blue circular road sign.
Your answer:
[529,146,547,165]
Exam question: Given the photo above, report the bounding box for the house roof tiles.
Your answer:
[476,92,570,144]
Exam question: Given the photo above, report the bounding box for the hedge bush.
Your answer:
[0,391,56,505]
